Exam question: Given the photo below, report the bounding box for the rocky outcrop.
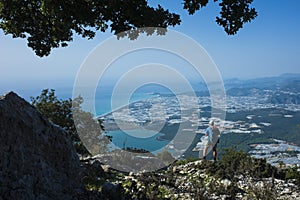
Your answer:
[0,92,82,200]
[114,160,300,200]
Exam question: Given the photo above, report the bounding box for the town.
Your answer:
[100,93,300,169]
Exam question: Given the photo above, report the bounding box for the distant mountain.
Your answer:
[192,73,300,94]
[268,92,300,104]
[224,73,300,91]
[279,79,300,93]
[224,74,300,104]
[226,87,265,97]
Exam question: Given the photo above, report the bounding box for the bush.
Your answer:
[285,165,300,186]
[31,89,110,156]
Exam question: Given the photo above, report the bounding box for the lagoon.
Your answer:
[106,129,169,152]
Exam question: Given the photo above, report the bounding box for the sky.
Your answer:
[1,1,300,99]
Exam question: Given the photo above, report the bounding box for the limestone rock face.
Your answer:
[0,92,82,200]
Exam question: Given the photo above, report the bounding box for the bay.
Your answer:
[106,129,169,152]
[96,91,169,152]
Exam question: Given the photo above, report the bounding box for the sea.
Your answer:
[106,130,169,153]
[95,90,170,152]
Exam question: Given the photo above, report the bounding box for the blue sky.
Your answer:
[1,1,300,98]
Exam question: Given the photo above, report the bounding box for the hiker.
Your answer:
[203,120,220,161]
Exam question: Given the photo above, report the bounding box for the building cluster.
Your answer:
[101,94,300,167]
[249,139,300,169]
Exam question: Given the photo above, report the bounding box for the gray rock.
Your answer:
[0,92,82,200]
[102,182,122,200]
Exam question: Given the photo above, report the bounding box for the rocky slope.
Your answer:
[84,151,300,200]
[0,92,83,200]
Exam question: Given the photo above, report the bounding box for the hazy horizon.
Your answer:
[1,72,299,102]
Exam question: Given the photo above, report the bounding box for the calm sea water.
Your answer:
[106,129,169,152]
[96,91,169,152]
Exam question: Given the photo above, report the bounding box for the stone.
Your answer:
[221,179,232,187]
[102,182,122,200]
[0,92,82,200]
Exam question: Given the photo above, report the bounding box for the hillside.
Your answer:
[224,73,300,92]
[225,74,300,105]
[83,149,300,200]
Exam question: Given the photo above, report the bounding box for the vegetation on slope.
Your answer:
[82,148,300,200]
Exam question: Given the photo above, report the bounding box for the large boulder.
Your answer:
[0,92,82,200]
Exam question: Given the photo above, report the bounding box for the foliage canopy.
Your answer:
[0,0,257,56]
[31,89,111,156]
